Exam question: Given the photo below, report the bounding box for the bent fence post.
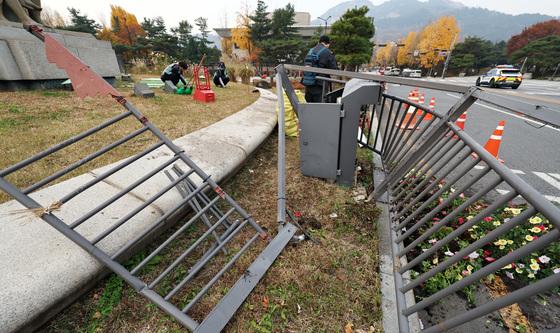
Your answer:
[276,65,560,332]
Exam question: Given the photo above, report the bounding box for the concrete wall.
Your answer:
[0,25,120,81]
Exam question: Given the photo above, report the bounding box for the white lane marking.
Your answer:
[474,165,525,174]
[534,172,560,191]
[445,93,560,133]
[550,173,560,182]
[526,92,560,97]
[496,189,511,195]
[543,195,559,204]
[496,189,560,204]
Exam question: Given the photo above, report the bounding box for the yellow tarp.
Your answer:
[277,90,305,137]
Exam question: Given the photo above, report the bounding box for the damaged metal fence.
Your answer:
[0,26,296,333]
[277,64,560,332]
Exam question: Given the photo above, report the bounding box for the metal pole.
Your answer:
[276,73,286,227]
[317,16,331,34]
[550,62,560,81]
[520,56,528,74]
[441,33,458,79]
[428,49,438,77]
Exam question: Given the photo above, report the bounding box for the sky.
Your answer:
[44,0,560,34]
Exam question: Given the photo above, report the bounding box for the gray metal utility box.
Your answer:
[298,79,382,186]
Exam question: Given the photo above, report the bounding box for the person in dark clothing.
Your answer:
[302,35,338,103]
[213,62,230,88]
[161,61,189,86]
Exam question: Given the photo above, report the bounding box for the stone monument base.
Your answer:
[0,22,121,90]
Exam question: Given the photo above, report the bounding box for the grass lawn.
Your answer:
[39,134,383,333]
[0,82,259,203]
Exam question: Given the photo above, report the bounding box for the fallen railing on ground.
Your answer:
[0,26,296,333]
[276,64,560,333]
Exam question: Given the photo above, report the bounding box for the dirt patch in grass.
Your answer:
[0,82,258,203]
[39,134,382,333]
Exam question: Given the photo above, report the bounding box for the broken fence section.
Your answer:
[0,26,295,333]
[277,64,560,333]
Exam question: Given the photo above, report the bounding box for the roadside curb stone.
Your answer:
[0,88,277,333]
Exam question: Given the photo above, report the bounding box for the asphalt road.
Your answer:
[426,75,560,112]
[383,77,560,205]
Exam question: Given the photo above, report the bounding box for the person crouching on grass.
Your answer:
[161,61,189,87]
[213,62,230,88]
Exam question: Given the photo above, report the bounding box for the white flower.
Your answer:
[554,268,560,274]
[428,239,437,244]
[518,263,525,269]
[444,250,454,257]
[503,218,511,223]
[539,255,551,264]
[506,271,514,280]
[468,252,480,260]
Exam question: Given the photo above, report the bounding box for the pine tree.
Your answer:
[511,35,560,77]
[66,7,101,35]
[270,4,298,38]
[172,20,195,60]
[248,0,271,46]
[193,17,220,63]
[331,6,375,70]
[139,17,178,59]
[259,4,305,65]
[195,17,211,46]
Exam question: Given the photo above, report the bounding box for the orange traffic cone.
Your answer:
[400,92,419,130]
[425,97,435,120]
[483,121,505,162]
[418,93,429,121]
[402,91,413,110]
[456,112,467,131]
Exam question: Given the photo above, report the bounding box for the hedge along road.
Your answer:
[384,82,560,205]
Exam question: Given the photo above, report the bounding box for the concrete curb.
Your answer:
[371,109,421,333]
[374,153,421,333]
[0,88,277,333]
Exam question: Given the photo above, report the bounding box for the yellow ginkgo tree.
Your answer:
[417,16,460,69]
[397,31,420,67]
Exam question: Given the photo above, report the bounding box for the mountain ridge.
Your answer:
[312,0,556,42]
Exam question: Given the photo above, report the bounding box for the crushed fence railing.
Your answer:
[0,26,296,333]
[277,64,560,333]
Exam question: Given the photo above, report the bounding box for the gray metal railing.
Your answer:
[276,64,560,332]
[0,27,297,333]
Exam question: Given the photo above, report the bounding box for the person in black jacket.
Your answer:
[213,62,230,88]
[161,61,189,86]
[303,35,338,103]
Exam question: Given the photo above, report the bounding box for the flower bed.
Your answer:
[399,181,559,303]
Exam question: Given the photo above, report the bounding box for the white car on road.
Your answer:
[476,65,523,89]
